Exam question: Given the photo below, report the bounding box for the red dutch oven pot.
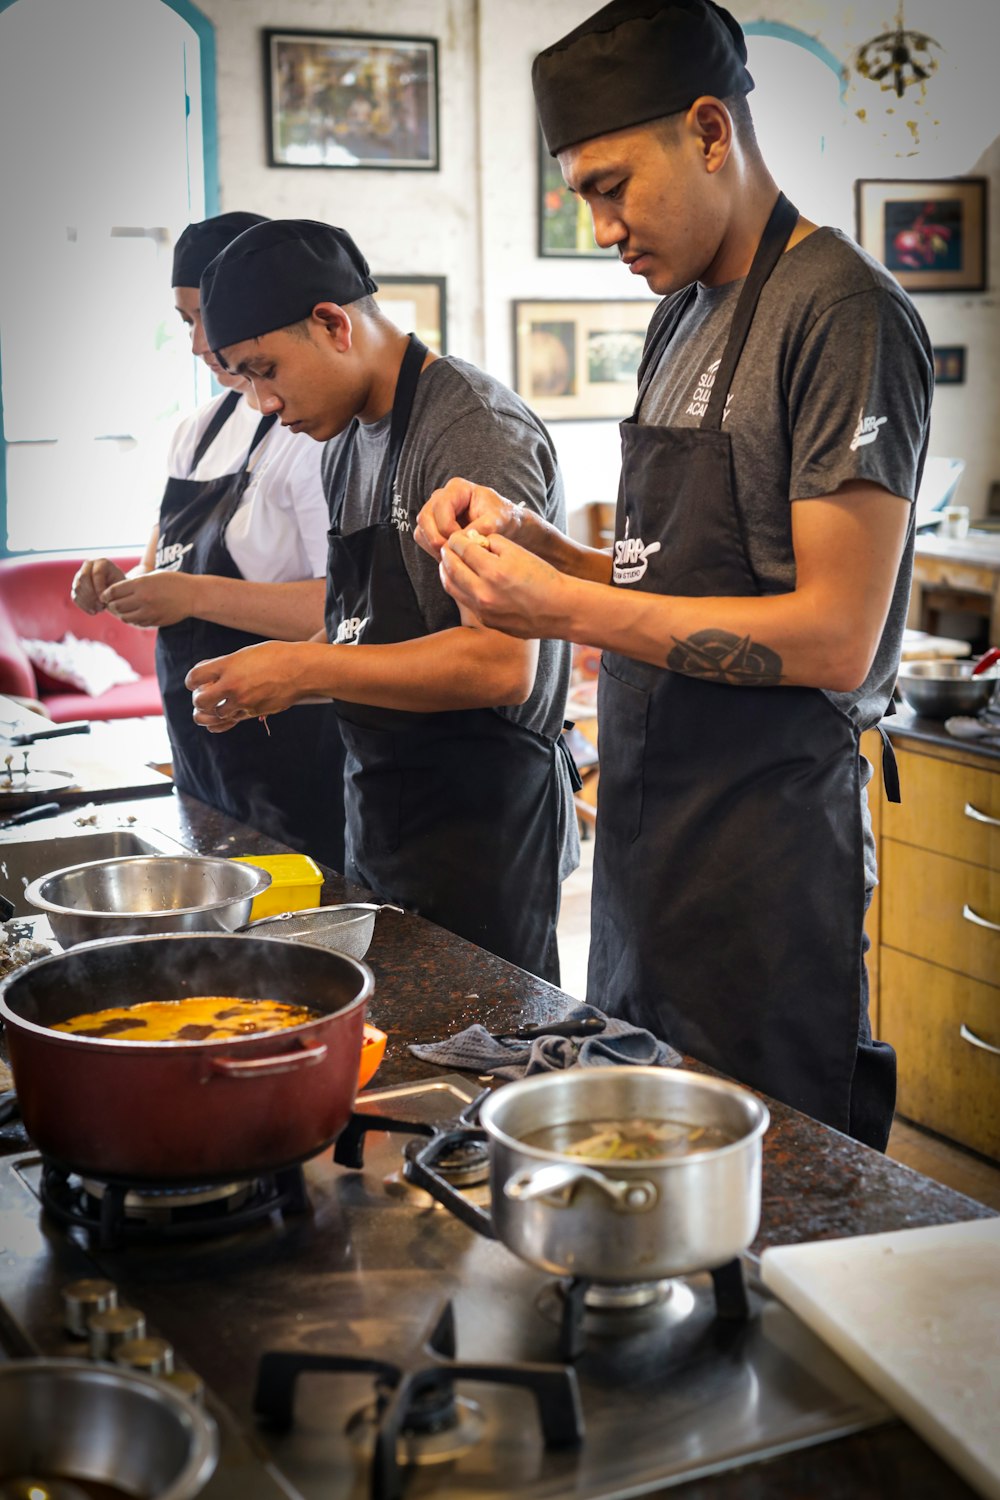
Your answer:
[0,932,373,1183]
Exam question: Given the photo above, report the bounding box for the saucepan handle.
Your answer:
[210,1041,328,1078]
[504,1161,658,1212]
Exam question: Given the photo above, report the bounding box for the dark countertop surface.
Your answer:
[882,701,1000,764]
[1,786,996,1498]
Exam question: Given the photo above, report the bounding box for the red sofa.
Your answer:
[0,555,162,722]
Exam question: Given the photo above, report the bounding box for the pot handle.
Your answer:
[504,1162,658,1213]
[210,1041,328,1078]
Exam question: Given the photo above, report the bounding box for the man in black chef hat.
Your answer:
[415,0,934,1150]
[184,217,581,985]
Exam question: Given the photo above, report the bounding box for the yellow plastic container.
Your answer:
[231,854,324,922]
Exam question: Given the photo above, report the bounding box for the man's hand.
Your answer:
[439,531,574,641]
[101,570,197,629]
[186,642,307,732]
[414,477,526,562]
[71,558,126,615]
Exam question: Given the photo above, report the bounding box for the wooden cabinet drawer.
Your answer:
[885,748,1000,868]
[881,948,1000,1160]
[881,840,1000,990]
[882,840,1000,986]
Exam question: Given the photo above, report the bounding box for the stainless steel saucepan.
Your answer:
[404,1067,769,1284]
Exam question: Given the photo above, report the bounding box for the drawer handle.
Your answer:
[964,802,1000,829]
[962,903,1000,934]
[960,1023,1000,1058]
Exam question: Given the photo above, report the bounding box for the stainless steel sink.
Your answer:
[0,827,189,917]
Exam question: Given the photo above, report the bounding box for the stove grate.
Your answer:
[38,1158,309,1249]
[254,1298,584,1500]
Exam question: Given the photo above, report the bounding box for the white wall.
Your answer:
[197,0,1000,520]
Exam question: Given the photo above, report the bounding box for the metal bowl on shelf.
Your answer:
[894,659,1000,720]
[23,854,271,948]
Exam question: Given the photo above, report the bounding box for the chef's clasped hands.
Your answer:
[72,558,197,629]
[186,642,300,731]
[415,476,567,641]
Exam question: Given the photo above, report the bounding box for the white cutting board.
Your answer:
[761,1217,1000,1500]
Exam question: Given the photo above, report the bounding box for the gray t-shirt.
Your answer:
[641,226,934,731]
[640,227,933,889]
[321,354,579,878]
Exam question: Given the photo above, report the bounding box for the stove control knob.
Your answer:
[166,1368,205,1405]
[88,1305,147,1360]
[113,1335,175,1378]
[62,1278,118,1337]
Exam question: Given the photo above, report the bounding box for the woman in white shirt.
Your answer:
[72,212,345,867]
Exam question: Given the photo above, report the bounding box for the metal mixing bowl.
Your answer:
[23,855,271,948]
[895,660,1000,720]
[238,902,402,959]
[0,1358,218,1500]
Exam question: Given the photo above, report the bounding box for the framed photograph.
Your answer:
[537,128,615,259]
[932,345,966,385]
[855,178,987,293]
[373,276,447,355]
[512,300,657,421]
[264,29,439,171]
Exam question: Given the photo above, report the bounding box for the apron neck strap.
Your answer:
[702,192,799,430]
[189,389,241,475]
[245,411,278,465]
[328,334,430,524]
[381,335,429,513]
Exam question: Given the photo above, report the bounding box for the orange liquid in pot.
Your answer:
[51,996,320,1042]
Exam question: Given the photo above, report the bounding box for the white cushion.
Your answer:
[20,632,140,697]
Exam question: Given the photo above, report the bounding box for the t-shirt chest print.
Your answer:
[390,483,411,533]
[685,357,733,423]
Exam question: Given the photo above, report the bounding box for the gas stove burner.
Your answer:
[537,1261,749,1361]
[536,1275,698,1348]
[39,1158,310,1249]
[382,1167,491,1209]
[333,1087,490,1174]
[80,1175,256,1216]
[346,1391,486,1466]
[254,1299,583,1500]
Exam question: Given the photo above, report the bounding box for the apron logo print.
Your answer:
[334,615,370,645]
[612,517,661,584]
[849,408,888,451]
[155,540,194,572]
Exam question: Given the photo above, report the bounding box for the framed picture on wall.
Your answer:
[537,128,615,258]
[512,300,657,420]
[264,29,439,170]
[854,178,987,293]
[373,276,447,354]
[932,345,966,385]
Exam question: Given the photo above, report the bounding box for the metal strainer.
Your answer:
[238,903,403,959]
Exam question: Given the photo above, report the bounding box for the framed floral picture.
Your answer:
[373,276,447,355]
[537,128,615,259]
[855,178,987,293]
[264,29,439,171]
[512,300,657,421]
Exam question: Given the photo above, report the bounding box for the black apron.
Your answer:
[588,195,897,1147]
[156,392,346,870]
[325,336,566,984]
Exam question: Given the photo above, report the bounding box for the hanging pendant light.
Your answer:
[853,4,941,99]
[846,4,943,157]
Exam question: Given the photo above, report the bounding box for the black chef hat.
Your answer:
[170,212,270,289]
[200,218,379,354]
[533,0,754,157]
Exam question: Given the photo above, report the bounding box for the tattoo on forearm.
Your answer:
[666,629,783,685]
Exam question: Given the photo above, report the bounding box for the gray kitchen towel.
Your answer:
[408,1002,681,1081]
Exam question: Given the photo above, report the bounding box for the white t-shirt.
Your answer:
[166,392,329,582]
